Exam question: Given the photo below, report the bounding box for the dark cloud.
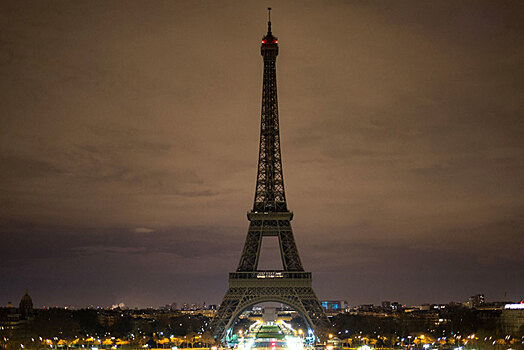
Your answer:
[0,0,523,307]
[0,155,60,179]
[0,223,240,262]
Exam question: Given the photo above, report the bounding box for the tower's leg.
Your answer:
[294,287,331,331]
[236,221,263,271]
[209,287,243,340]
[278,222,303,271]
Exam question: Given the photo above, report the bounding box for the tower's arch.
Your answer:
[222,296,315,341]
[211,279,329,341]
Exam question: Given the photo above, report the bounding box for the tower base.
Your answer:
[210,271,330,341]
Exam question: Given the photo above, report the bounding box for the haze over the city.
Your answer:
[1,1,523,308]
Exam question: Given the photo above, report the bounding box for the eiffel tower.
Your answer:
[210,9,330,341]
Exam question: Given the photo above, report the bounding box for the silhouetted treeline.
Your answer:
[1,308,210,339]
[330,307,505,338]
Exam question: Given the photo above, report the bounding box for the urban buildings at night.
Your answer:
[1,291,523,349]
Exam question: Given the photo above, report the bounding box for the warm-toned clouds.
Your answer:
[1,1,523,307]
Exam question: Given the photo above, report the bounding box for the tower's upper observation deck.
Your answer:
[261,8,278,58]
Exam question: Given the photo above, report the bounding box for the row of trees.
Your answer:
[24,309,210,338]
[2,307,521,349]
[329,307,510,338]
[1,309,212,349]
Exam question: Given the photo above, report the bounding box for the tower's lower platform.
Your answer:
[210,271,330,341]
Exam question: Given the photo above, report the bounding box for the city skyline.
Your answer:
[1,1,523,308]
[3,290,518,310]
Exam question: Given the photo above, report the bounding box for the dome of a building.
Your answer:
[19,290,33,314]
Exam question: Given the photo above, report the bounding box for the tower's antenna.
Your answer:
[267,7,272,35]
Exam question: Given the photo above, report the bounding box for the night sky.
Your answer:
[1,1,523,308]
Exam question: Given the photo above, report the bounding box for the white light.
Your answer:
[244,338,255,350]
[504,303,524,309]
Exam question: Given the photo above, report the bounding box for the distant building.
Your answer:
[321,300,348,314]
[327,336,343,349]
[501,303,524,335]
[160,303,177,311]
[262,307,277,322]
[380,301,403,312]
[251,305,262,313]
[466,294,485,308]
[418,304,431,311]
[358,304,374,312]
[391,302,402,311]
[0,290,35,334]
[19,290,33,318]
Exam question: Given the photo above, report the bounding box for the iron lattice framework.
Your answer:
[210,12,330,341]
